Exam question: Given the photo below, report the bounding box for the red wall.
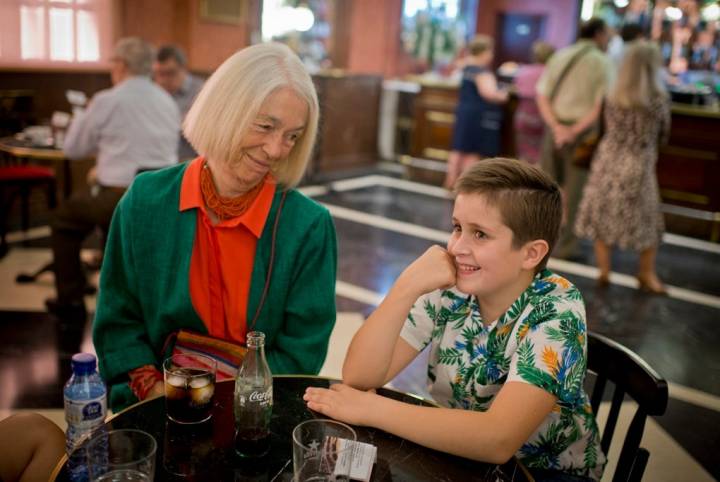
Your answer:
[476,0,579,49]
[120,0,256,74]
[345,0,416,77]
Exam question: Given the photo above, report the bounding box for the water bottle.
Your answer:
[234,331,273,458]
[64,353,107,481]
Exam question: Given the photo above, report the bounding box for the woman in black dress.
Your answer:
[444,35,509,189]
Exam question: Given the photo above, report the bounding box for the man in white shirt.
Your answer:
[47,37,180,320]
[153,45,204,161]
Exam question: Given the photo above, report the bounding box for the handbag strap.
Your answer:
[248,189,288,330]
[549,44,594,102]
[162,189,288,357]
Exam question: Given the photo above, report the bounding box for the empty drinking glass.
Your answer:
[87,429,157,481]
[292,419,356,481]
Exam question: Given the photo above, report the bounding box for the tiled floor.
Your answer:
[1,166,718,481]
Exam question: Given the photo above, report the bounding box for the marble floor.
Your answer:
[0,165,718,481]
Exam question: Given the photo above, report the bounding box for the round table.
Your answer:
[51,375,533,481]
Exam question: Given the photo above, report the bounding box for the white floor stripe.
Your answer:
[374,176,452,199]
[336,280,384,306]
[328,175,384,192]
[5,225,51,243]
[326,202,720,310]
[663,232,720,254]
[668,382,720,413]
[325,203,449,244]
[320,173,720,255]
[298,185,329,197]
[547,259,720,309]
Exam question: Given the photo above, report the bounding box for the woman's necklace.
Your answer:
[200,162,266,220]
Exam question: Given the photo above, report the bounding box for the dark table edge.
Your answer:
[50,375,533,481]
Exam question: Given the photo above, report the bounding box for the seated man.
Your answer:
[153,45,204,161]
[46,37,180,320]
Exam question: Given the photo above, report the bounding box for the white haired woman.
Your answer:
[93,43,337,411]
[574,41,670,294]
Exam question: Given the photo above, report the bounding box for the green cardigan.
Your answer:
[93,163,337,411]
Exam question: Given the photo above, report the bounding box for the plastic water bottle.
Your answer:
[64,353,107,481]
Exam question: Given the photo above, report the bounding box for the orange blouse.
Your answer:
[179,157,276,344]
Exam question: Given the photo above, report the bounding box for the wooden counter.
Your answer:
[402,81,719,239]
[310,71,382,178]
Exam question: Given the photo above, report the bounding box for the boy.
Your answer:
[304,158,605,481]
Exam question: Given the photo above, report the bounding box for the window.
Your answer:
[0,0,112,69]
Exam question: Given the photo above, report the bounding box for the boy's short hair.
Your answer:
[455,158,562,271]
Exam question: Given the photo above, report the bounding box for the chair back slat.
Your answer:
[601,386,626,454]
[587,332,668,482]
[627,447,650,482]
[613,409,649,482]
[590,375,606,415]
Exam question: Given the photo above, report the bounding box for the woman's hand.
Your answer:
[395,245,456,298]
[146,380,165,399]
[303,384,381,426]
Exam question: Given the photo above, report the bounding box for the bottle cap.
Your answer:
[71,353,97,375]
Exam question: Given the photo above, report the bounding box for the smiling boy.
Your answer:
[305,158,605,481]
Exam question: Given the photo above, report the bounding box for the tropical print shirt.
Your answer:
[400,269,605,480]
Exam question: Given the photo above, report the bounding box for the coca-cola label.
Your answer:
[249,390,271,403]
[239,387,272,407]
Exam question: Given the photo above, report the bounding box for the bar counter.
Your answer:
[393,78,720,240]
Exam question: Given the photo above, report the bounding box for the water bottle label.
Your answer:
[65,395,107,427]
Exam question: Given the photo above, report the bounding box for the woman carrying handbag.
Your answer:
[575,41,671,294]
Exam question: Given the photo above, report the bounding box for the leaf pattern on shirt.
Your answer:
[401,269,606,480]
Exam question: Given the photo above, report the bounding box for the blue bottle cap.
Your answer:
[71,353,97,375]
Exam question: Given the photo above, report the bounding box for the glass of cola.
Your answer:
[163,353,217,424]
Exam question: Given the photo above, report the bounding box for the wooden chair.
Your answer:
[587,332,669,482]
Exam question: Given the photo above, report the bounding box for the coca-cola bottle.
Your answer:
[234,331,273,458]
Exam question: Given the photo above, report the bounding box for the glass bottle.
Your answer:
[234,331,273,457]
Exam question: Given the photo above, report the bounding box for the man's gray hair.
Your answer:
[113,37,154,76]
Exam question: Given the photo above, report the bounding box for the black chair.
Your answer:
[587,332,669,482]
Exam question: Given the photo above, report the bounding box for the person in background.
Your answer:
[607,23,645,69]
[153,45,205,161]
[93,43,337,412]
[575,41,670,294]
[46,37,180,320]
[513,41,555,164]
[0,413,65,482]
[444,35,509,189]
[536,18,611,260]
[305,158,605,481]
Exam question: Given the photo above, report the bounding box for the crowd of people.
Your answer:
[2,15,672,482]
[447,17,669,293]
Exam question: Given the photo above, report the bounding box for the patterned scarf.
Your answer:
[200,161,266,220]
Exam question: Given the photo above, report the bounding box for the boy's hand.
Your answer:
[395,245,456,297]
[303,384,380,426]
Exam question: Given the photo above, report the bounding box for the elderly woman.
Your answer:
[93,43,337,411]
